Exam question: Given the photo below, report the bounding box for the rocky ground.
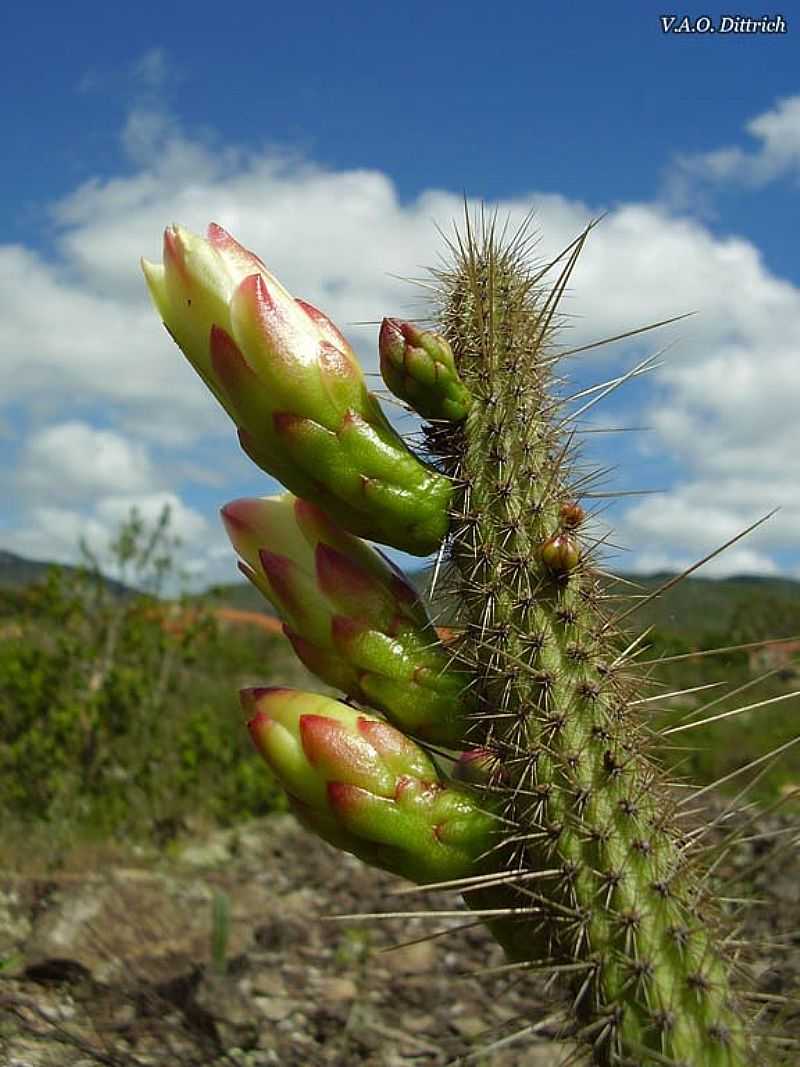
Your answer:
[0,801,798,1067]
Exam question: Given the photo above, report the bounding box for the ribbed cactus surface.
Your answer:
[421,218,754,1066]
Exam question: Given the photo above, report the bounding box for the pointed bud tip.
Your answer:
[206,222,232,244]
[379,317,403,339]
[296,299,349,345]
[209,324,248,383]
[240,685,294,711]
[378,317,405,360]
[399,320,424,344]
[237,270,274,310]
[257,547,295,584]
[299,713,356,769]
[220,500,247,535]
[314,542,379,605]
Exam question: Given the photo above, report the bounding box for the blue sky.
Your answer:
[3,3,799,586]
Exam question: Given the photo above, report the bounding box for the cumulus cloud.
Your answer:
[664,95,800,208]
[618,485,784,578]
[16,421,157,500]
[2,90,799,582]
[2,492,212,587]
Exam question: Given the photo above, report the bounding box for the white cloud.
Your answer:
[664,95,800,206]
[2,493,214,590]
[616,481,792,578]
[17,421,156,500]
[2,97,799,581]
[626,545,778,579]
[133,47,170,91]
[94,491,208,542]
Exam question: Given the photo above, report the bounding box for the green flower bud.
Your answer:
[142,224,451,554]
[243,687,496,884]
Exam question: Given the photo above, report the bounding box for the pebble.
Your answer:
[317,975,358,1001]
[254,996,297,1021]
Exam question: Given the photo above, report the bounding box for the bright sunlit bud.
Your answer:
[142,224,451,555]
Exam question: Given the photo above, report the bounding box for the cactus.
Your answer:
[413,218,758,1065]
[141,224,450,554]
[142,216,794,1066]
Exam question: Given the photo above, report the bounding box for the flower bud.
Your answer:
[242,687,496,883]
[221,493,474,746]
[142,224,451,554]
[379,318,471,422]
[539,533,581,573]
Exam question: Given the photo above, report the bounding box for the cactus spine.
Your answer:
[418,217,757,1065]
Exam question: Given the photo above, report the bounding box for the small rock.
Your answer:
[113,1002,137,1026]
[317,976,357,1001]
[254,995,297,1021]
[405,1012,436,1032]
[176,838,232,868]
[378,939,436,974]
[249,972,286,998]
[452,1015,486,1039]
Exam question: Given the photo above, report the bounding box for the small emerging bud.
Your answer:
[559,501,585,530]
[539,533,581,573]
[379,318,471,422]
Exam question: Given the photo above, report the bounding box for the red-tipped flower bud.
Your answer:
[221,492,475,746]
[379,318,471,422]
[142,225,451,555]
[242,687,496,884]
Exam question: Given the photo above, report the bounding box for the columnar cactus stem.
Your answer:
[422,218,757,1065]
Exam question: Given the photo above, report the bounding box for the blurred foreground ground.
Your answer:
[1,799,799,1067]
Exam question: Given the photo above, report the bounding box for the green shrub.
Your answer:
[0,507,286,845]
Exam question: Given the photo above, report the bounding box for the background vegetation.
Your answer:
[2,511,799,864]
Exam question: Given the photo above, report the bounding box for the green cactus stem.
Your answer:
[419,215,760,1066]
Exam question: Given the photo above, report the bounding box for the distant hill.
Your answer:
[0,549,133,599]
[205,565,800,646]
[0,549,57,590]
[4,548,800,646]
